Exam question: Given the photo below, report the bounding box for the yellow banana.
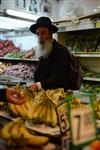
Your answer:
[27,102,41,119]
[38,102,47,122]
[11,119,22,139]
[1,121,15,140]
[22,103,34,120]
[21,103,29,116]
[32,102,44,120]
[28,101,42,118]
[14,104,26,118]
[38,101,46,120]
[51,103,58,127]
[46,101,51,125]
[20,124,49,146]
[23,99,33,110]
[8,103,18,116]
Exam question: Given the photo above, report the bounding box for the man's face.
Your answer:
[36,27,53,58]
[36,27,52,44]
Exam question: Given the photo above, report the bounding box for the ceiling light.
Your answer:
[5,9,41,21]
[0,16,33,30]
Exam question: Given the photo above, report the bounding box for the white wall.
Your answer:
[1,0,16,11]
[7,35,37,50]
[58,0,100,19]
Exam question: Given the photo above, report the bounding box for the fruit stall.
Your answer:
[0,85,100,150]
[0,3,100,149]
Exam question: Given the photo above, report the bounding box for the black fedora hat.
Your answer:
[30,16,58,34]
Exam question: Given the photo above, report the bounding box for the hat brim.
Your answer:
[30,23,58,34]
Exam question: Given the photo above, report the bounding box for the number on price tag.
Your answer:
[57,102,70,133]
[70,105,96,146]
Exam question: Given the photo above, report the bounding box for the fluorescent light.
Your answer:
[0,16,33,30]
[97,6,100,9]
[5,9,41,21]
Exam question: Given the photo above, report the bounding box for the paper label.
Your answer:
[70,106,96,145]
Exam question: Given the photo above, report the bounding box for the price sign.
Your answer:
[56,101,70,150]
[70,105,97,146]
[57,102,70,133]
[61,134,70,150]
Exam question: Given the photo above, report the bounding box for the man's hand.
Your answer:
[29,83,39,92]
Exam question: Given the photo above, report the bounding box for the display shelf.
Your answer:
[0,74,35,86]
[0,57,39,62]
[54,12,100,82]
[54,12,100,32]
[75,54,100,58]
[54,12,100,23]
[83,77,100,82]
[57,26,100,33]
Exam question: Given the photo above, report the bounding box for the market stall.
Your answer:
[0,85,100,150]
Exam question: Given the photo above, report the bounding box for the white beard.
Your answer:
[36,40,53,59]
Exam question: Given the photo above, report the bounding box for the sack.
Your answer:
[68,52,83,90]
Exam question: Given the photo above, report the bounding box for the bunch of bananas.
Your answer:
[30,99,58,127]
[0,118,49,147]
[45,88,66,106]
[8,98,58,127]
[8,99,34,119]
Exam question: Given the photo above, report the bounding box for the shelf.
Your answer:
[54,12,100,32]
[54,12,100,23]
[57,26,100,33]
[0,57,39,62]
[0,74,34,86]
[75,54,100,58]
[83,77,100,82]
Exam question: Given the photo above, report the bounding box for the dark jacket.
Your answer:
[34,39,81,90]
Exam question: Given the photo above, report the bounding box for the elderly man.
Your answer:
[29,16,82,92]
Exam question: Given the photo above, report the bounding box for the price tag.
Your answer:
[57,102,70,133]
[70,105,97,146]
[61,135,70,150]
[56,101,70,150]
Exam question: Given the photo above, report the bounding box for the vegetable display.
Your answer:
[0,39,20,57]
[3,63,36,80]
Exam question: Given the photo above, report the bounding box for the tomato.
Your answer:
[90,140,100,150]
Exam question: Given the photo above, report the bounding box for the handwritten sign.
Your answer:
[56,102,70,150]
[61,134,70,150]
[70,105,96,145]
[57,102,70,133]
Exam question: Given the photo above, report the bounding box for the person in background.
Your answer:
[29,16,82,92]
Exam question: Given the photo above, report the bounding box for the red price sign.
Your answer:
[70,106,96,145]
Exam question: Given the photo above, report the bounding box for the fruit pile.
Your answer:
[82,67,100,78]
[0,40,36,59]
[66,35,100,53]
[7,87,58,127]
[4,48,36,59]
[0,86,94,148]
[3,63,36,80]
[4,51,24,58]
[22,48,36,59]
[6,86,88,128]
[0,118,49,147]
[0,62,11,74]
[0,40,20,57]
